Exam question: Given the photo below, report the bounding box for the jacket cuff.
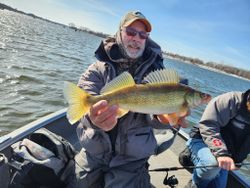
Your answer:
[214,152,232,158]
[81,113,102,130]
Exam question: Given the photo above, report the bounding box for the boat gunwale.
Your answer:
[0,108,67,151]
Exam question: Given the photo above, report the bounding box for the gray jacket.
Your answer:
[190,90,250,162]
[76,37,172,168]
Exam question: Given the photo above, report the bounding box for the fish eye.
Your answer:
[200,93,206,98]
[200,93,210,99]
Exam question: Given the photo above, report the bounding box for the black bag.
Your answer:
[178,147,194,172]
[8,128,77,188]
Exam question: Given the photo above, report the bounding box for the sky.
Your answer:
[1,0,250,70]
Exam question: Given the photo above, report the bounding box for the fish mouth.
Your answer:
[202,94,212,104]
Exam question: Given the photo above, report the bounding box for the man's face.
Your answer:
[121,21,148,59]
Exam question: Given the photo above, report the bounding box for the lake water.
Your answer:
[1,9,250,180]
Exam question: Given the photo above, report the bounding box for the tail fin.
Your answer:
[63,81,91,125]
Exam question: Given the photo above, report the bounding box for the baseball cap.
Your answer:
[120,11,152,32]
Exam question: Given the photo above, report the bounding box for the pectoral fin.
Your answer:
[166,113,179,126]
[157,114,170,124]
[178,105,189,117]
[158,105,189,127]
[157,113,179,126]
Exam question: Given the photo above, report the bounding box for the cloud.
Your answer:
[161,38,249,70]
[67,0,120,17]
[224,46,244,58]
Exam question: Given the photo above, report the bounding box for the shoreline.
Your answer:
[164,55,250,82]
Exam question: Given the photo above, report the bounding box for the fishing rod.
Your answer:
[149,162,250,188]
[149,162,250,172]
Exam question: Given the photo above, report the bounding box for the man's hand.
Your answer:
[89,100,119,131]
[217,156,237,171]
[157,109,190,128]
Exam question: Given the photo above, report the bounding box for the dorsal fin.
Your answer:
[144,69,180,84]
[100,72,135,94]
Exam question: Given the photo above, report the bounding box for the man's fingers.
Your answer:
[101,114,118,131]
[230,162,236,170]
[223,163,230,171]
[90,100,108,116]
[88,100,119,130]
[217,156,236,171]
[219,161,229,170]
[95,105,118,123]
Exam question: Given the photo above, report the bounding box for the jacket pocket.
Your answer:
[78,126,111,159]
[125,126,157,160]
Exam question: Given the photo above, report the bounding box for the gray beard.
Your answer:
[123,43,145,59]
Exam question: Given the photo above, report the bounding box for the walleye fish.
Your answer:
[64,69,211,125]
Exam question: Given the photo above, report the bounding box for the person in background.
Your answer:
[185,89,250,188]
[71,11,188,188]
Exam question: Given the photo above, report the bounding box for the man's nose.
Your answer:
[132,32,142,41]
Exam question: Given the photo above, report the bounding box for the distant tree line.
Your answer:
[0,3,64,27]
[163,52,250,80]
[1,3,109,38]
[68,23,109,38]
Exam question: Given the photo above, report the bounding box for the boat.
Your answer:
[0,108,249,188]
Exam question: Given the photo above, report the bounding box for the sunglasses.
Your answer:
[123,27,149,40]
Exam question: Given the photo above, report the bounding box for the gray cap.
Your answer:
[120,11,152,32]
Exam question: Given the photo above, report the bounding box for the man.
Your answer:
[71,11,188,188]
[185,89,250,188]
